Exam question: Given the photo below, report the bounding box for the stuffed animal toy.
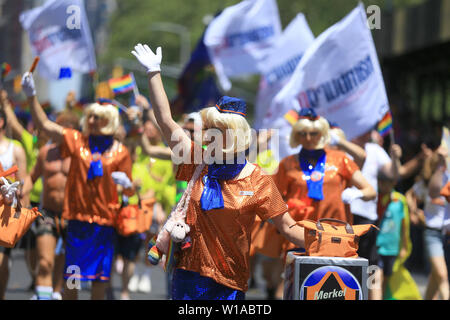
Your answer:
[147,163,205,266]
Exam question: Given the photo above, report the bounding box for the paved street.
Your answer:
[4,249,428,300]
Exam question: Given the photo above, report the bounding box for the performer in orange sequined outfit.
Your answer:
[21,72,135,300]
[273,108,376,253]
[132,43,305,300]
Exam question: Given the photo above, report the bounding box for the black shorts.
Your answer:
[17,228,36,250]
[115,233,143,261]
[378,255,397,277]
[353,215,380,266]
[0,246,11,257]
[34,208,66,239]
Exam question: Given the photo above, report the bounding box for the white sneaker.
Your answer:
[120,293,131,300]
[115,259,124,275]
[128,274,139,293]
[138,274,152,293]
[52,292,62,300]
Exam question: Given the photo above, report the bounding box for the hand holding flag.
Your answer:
[21,72,36,97]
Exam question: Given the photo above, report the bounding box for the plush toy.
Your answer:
[147,163,205,267]
[0,177,20,208]
[147,214,191,265]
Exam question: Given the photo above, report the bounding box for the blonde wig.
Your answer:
[290,116,330,149]
[80,103,120,136]
[331,127,347,142]
[200,106,252,154]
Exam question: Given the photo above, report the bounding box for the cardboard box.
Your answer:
[283,252,369,300]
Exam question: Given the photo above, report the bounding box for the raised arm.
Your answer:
[22,147,44,197]
[140,133,173,160]
[428,146,447,199]
[13,143,29,207]
[330,131,367,169]
[21,72,64,144]
[0,89,25,140]
[379,144,404,182]
[131,44,191,153]
[13,143,27,185]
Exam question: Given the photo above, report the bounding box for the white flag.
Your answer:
[254,13,315,160]
[204,0,282,91]
[274,4,389,141]
[20,0,97,80]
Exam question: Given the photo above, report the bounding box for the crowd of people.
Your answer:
[0,42,447,300]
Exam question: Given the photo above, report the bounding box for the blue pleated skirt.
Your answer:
[63,220,116,282]
[172,268,245,300]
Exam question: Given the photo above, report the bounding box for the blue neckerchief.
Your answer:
[200,160,247,211]
[298,149,326,201]
[87,135,114,180]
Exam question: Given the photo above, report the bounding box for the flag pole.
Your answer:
[130,72,140,97]
[388,110,395,145]
[29,56,40,73]
[112,99,128,113]
[389,128,395,145]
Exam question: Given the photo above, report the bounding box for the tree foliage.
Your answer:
[101,0,426,108]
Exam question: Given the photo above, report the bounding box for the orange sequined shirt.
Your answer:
[60,129,133,227]
[176,159,288,292]
[273,148,359,223]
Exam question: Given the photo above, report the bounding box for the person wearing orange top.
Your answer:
[273,109,376,253]
[21,72,135,300]
[132,43,305,300]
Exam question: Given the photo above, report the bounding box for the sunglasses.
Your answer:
[88,114,104,121]
[297,131,320,137]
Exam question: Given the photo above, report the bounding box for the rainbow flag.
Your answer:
[377,111,393,137]
[108,73,135,94]
[1,62,11,81]
[284,109,300,126]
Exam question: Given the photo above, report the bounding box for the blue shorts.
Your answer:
[64,220,116,282]
[424,228,445,258]
[172,269,245,300]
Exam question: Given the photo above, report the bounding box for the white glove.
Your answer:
[111,172,133,189]
[329,131,341,146]
[21,72,36,97]
[341,188,363,204]
[1,177,20,208]
[131,43,162,73]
